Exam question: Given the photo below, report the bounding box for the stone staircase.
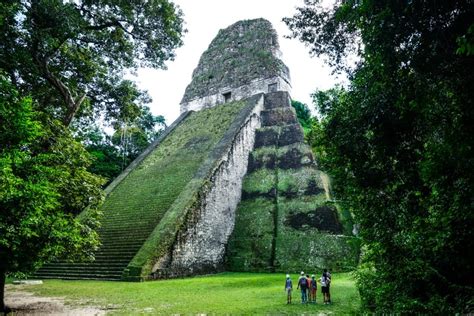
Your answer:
[34,101,251,281]
[34,220,157,280]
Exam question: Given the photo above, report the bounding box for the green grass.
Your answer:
[11,272,360,314]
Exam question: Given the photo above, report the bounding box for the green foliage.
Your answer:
[7,272,360,314]
[75,107,166,185]
[0,75,104,277]
[285,0,474,313]
[0,0,184,127]
[457,24,474,56]
[291,100,313,133]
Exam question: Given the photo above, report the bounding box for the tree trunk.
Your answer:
[0,268,5,314]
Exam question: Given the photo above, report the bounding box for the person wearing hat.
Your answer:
[284,274,293,304]
[310,274,317,303]
[297,271,308,303]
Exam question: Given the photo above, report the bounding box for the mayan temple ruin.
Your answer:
[35,19,360,281]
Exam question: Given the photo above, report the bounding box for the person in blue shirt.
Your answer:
[284,274,293,304]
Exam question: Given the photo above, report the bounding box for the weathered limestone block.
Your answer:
[277,124,305,146]
[247,147,277,172]
[277,144,315,170]
[254,126,280,148]
[264,91,291,109]
[261,108,298,127]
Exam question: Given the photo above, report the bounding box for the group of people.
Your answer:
[284,269,332,305]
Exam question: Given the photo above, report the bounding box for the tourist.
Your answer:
[319,269,330,304]
[284,274,293,304]
[310,274,317,303]
[297,271,308,304]
[327,269,332,304]
[306,274,311,302]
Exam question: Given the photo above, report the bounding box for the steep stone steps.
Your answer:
[35,99,252,281]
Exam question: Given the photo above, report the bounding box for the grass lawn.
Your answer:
[8,272,360,314]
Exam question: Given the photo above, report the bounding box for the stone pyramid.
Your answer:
[35,19,359,281]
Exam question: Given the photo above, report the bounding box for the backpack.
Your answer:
[311,279,317,289]
[320,275,327,287]
[300,277,307,288]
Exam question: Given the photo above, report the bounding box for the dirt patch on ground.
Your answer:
[5,285,108,316]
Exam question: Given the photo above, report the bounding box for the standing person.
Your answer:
[327,269,332,304]
[297,271,308,304]
[310,274,317,303]
[319,269,330,304]
[306,274,311,303]
[284,274,293,304]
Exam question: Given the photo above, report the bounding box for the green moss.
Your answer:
[277,196,328,223]
[275,143,312,157]
[277,168,325,195]
[242,168,276,194]
[101,102,245,228]
[226,198,275,272]
[275,233,361,272]
[250,146,277,161]
[226,236,274,272]
[232,198,275,236]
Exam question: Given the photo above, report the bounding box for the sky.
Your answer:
[133,0,344,124]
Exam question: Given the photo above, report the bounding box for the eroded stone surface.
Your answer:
[180,19,291,113]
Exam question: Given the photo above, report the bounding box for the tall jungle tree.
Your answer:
[0,0,184,127]
[0,74,104,312]
[0,0,184,312]
[285,0,474,313]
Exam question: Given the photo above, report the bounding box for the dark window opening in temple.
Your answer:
[223,92,232,102]
[268,83,278,92]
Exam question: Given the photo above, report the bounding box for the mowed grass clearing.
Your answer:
[8,272,360,314]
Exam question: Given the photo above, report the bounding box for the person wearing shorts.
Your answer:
[284,274,293,304]
[319,269,330,304]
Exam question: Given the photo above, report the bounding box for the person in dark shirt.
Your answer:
[297,271,308,304]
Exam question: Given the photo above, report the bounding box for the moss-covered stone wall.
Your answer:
[123,94,265,280]
[226,91,360,273]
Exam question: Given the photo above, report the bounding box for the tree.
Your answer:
[0,0,184,127]
[80,109,167,185]
[285,1,474,313]
[0,75,104,312]
[291,100,313,133]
